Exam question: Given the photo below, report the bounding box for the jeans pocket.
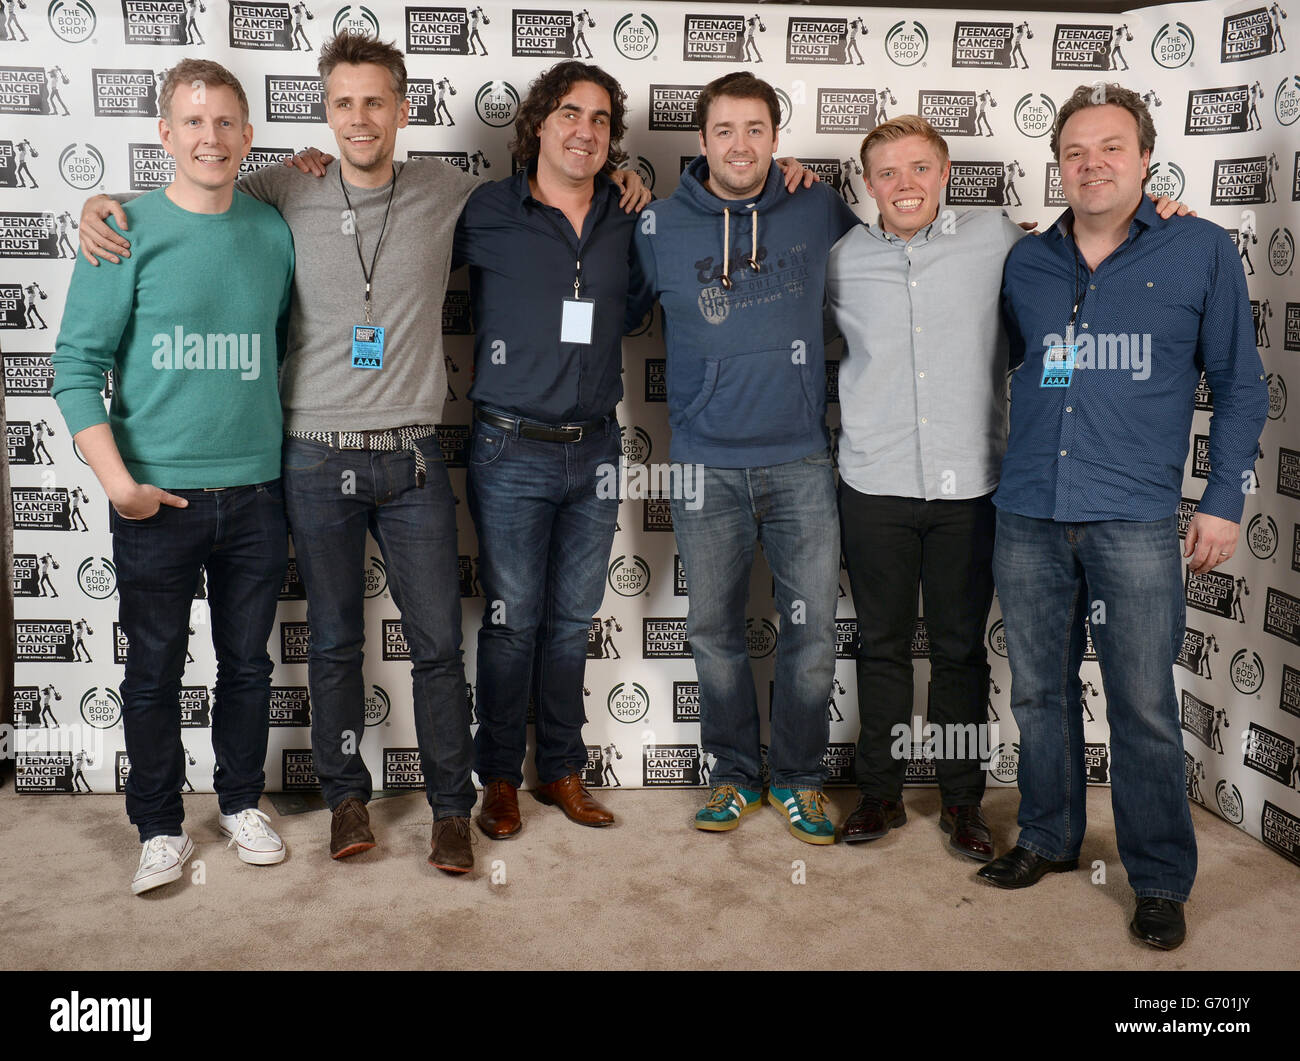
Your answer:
[111,504,168,530]
[282,439,331,473]
[469,426,508,468]
[255,479,285,504]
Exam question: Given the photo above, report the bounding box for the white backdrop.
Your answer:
[2,0,1297,865]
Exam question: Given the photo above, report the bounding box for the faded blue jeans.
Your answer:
[992,509,1197,901]
[671,451,840,791]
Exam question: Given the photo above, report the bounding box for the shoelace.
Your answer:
[436,817,475,845]
[704,785,740,811]
[141,835,181,868]
[794,789,830,825]
[227,808,275,849]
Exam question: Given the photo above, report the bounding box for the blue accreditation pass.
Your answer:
[1041,343,1076,387]
[352,325,385,369]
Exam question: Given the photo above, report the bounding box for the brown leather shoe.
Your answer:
[940,804,995,862]
[330,797,376,859]
[477,779,522,839]
[841,794,907,843]
[533,773,614,827]
[429,816,474,874]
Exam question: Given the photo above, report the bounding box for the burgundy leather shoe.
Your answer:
[532,773,614,827]
[477,779,523,839]
[841,795,907,843]
[940,804,995,862]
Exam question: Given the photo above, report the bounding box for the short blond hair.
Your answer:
[859,114,949,177]
[159,59,249,124]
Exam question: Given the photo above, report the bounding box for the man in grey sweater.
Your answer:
[80,33,483,873]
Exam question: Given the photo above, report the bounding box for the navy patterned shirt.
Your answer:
[995,195,1267,524]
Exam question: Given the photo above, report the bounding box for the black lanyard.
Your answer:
[532,200,586,299]
[340,163,398,324]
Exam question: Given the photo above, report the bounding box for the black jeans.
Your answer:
[114,483,288,841]
[839,485,995,805]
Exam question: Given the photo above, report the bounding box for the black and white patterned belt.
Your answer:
[285,425,438,486]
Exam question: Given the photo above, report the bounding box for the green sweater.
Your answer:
[53,189,294,489]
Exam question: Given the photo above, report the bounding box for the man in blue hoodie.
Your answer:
[633,73,859,844]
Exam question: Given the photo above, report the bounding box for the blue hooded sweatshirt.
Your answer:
[633,156,859,468]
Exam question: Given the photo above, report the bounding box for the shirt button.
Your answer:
[910,281,917,287]
[1065,406,1073,412]
[921,417,928,424]
[1060,449,1068,456]
[1147,281,1154,288]
[918,371,925,378]
[1089,284,1095,290]
[1082,323,1089,329]
[915,326,922,333]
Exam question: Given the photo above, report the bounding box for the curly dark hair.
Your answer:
[510,61,628,173]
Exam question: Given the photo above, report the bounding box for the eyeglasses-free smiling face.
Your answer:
[324,62,409,181]
[535,80,613,187]
[699,95,777,201]
[1057,103,1150,222]
[159,83,252,201]
[863,134,951,242]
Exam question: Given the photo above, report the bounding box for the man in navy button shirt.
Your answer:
[980,84,1268,950]
[455,63,652,838]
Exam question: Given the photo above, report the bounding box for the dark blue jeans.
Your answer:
[671,452,840,790]
[113,483,287,842]
[467,414,620,787]
[282,436,475,818]
[992,510,1197,901]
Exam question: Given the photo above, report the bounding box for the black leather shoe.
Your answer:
[940,804,995,862]
[976,844,1077,888]
[1129,897,1186,950]
[841,795,906,843]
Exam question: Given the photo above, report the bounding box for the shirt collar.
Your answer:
[868,211,944,247]
[1050,193,1160,243]
[513,162,615,207]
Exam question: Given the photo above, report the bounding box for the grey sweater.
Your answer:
[235,159,480,431]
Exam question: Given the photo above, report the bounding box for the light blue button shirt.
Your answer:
[827,208,1027,501]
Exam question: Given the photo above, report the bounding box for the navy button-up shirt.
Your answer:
[996,196,1267,524]
[453,166,651,424]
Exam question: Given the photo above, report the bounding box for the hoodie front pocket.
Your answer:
[683,349,819,448]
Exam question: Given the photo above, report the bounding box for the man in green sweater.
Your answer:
[52,60,295,896]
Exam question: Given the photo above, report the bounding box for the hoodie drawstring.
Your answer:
[720,208,761,291]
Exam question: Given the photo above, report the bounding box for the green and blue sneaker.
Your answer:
[768,786,835,845]
[694,784,762,832]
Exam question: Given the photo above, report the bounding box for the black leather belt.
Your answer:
[475,407,610,443]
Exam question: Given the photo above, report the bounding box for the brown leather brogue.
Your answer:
[330,797,376,859]
[532,773,614,827]
[477,779,523,839]
[429,816,474,874]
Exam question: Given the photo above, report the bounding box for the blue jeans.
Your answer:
[282,436,475,818]
[671,452,839,790]
[467,413,620,787]
[992,510,1197,901]
[113,483,287,842]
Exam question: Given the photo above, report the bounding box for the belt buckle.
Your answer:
[564,424,583,442]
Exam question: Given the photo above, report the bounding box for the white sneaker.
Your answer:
[219,807,286,866]
[132,833,194,896]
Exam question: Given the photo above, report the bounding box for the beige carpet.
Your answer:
[2,783,1295,970]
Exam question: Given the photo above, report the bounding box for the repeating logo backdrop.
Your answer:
[2,0,1297,865]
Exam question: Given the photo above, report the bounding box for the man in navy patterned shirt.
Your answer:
[980,84,1268,951]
